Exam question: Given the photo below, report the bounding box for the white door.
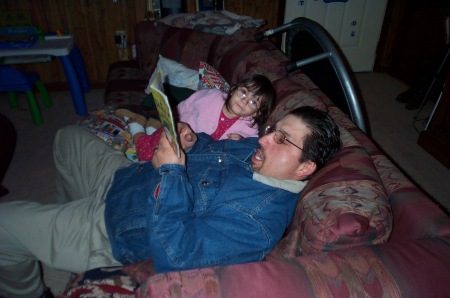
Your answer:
[283,0,388,72]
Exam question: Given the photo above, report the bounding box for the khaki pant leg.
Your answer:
[0,125,131,297]
[53,125,131,203]
[0,198,120,297]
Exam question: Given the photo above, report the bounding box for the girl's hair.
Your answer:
[225,74,276,127]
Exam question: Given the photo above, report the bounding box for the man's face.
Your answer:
[251,114,313,181]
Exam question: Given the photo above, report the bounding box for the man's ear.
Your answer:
[296,160,317,179]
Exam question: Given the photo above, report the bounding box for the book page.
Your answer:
[150,70,181,157]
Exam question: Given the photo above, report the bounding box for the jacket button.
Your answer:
[217,156,222,163]
[201,181,209,185]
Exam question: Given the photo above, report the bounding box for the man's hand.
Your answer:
[177,122,197,150]
[152,131,185,168]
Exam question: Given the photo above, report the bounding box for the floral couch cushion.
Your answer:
[104,60,150,106]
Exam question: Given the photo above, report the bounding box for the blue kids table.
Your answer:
[0,35,90,115]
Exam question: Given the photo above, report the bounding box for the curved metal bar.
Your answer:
[255,17,368,134]
[285,52,331,72]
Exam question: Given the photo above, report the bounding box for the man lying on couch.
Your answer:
[0,106,341,298]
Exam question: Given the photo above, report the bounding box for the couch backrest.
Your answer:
[134,21,265,80]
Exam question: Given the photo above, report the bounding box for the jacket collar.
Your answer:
[253,173,307,193]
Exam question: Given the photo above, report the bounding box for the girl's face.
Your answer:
[224,87,261,119]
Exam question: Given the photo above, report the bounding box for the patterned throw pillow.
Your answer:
[198,61,230,92]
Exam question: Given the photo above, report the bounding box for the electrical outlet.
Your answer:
[115,30,127,49]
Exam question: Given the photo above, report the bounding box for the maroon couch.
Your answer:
[62,20,450,297]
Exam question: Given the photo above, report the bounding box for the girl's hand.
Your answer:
[152,131,185,168]
[227,133,243,140]
[178,122,197,150]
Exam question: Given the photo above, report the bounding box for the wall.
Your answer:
[222,0,283,32]
[1,0,147,89]
[1,0,283,89]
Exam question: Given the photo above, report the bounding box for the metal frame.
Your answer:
[255,17,368,134]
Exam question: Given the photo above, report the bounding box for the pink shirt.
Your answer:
[177,89,258,140]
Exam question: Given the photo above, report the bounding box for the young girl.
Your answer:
[124,74,275,161]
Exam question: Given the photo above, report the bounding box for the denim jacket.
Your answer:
[105,133,306,272]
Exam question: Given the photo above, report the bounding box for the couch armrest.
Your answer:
[373,154,450,240]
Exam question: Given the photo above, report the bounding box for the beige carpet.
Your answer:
[0,72,449,295]
[355,72,450,211]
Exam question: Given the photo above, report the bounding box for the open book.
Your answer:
[150,70,181,157]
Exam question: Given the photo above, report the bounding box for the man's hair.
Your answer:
[288,106,342,173]
[226,74,276,127]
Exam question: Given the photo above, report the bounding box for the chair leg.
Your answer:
[35,79,52,108]
[7,91,19,108]
[24,90,43,125]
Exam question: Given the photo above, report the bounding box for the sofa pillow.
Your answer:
[270,127,392,259]
[145,55,198,94]
[198,61,230,92]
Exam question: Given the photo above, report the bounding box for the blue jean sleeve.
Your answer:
[148,164,271,272]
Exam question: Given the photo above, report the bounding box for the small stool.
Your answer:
[0,65,52,125]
